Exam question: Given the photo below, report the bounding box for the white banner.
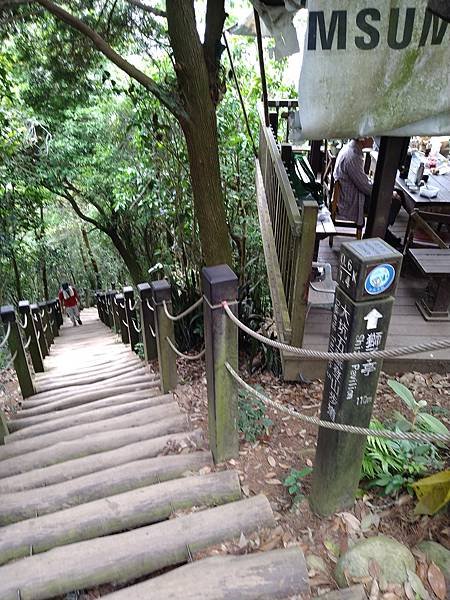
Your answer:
[297,1,450,138]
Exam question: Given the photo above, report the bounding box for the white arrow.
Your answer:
[364,308,383,330]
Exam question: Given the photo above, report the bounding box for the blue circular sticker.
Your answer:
[364,264,395,295]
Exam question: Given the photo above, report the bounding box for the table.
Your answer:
[409,248,450,321]
[396,152,450,213]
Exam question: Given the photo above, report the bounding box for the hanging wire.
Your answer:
[0,322,11,349]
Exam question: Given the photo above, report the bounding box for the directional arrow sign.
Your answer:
[364,308,383,330]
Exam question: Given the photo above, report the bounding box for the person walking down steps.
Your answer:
[58,282,82,326]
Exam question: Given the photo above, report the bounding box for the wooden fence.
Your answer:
[257,101,318,380]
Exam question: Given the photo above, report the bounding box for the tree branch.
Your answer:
[125,0,166,19]
[41,183,107,232]
[35,0,188,120]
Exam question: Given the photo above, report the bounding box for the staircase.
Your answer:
[0,309,309,599]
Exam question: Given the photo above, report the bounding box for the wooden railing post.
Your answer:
[18,301,44,373]
[115,293,129,344]
[101,293,111,328]
[0,410,8,445]
[137,283,157,362]
[55,300,63,328]
[31,304,49,358]
[202,265,239,463]
[123,286,139,353]
[39,301,53,349]
[151,279,177,393]
[0,305,35,398]
[110,291,121,334]
[48,300,59,338]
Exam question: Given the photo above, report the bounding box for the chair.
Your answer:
[306,262,337,318]
[403,210,450,254]
[328,181,364,247]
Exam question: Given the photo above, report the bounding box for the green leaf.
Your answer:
[387,380,418,411]
[416,413,449,436]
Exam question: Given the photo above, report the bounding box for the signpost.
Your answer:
[310,238,402,516]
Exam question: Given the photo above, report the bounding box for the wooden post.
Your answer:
[31,304,49,358]
[115,293,129,345]
[39,302,53,349]
[0,305,35,398]
[151,280,177,393]
[365,136,409,238]
[123,286,139,353]
[0,410,8,445]
[137,283,158,362]
[18,301,44,373]
[202,265,239,463]
[111,291,121,335]
[101,293,111,328]
[254,8,269,127]
[310,239,402,516]
[48,301,59,338]
[309,140,323,177]
[54,300,63,328]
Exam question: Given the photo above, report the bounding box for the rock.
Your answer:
[335,536,416,588]
[306,553,329,574]
[417,541,450,583]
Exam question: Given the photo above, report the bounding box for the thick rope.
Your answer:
[223,302,450,362]
[17,314,28,330]
[166,337,205,361]
[122,319,129,329]
[225,363,450,444]
[23,336,32,350]
[128,298,139,312]
[0,322,11,349]
[149,322,156,338]
[131,319,141,333]
[0,351,18,373]
[146,298,154,312]
[42,324,48,333]
[162,297,203,322]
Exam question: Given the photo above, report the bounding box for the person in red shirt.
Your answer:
[58,282,82,326]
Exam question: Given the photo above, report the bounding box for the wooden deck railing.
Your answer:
[257,103,318,378]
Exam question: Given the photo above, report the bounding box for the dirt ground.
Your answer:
[1,361,449,599]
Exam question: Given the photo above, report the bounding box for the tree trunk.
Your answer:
[108,229,146,286]
[166,0,232,267]
[10,249,23,301]
[81,227,102,288]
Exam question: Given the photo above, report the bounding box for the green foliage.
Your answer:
[238,387,273,443]
[133,342,145,361]
[361,378,448,496]
[283,467,313,505]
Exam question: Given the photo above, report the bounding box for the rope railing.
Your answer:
[122,319,129,329]
[17,314,28,330]
[149,322,156,338]
[223,302,450,362]
[146,298,154,312]
[42,323,48,333]
[0,322,11,349]
[0,351,17,374]
[131,319,141,333]
[225,363,450,444]
[128,298,139,312]
[162,297,203,322]
[166,337,205,361]
[23,336,32,350]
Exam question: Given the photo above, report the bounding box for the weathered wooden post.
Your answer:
[55,300,63,328]
[18,301,44,373]
[115,293,129,345]
[310,239,402,516]
[39,302,53,349]
[123,286,139,353]
[101,293,111,328]
[137,283,158,362]
[202,265,239,463]
[48,300,59,338]
[31,304,49,358]
[0,305,35,398]
[110,291,121,334]
[151,280,177,393]
[0,410,8,445]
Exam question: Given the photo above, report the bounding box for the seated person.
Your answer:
[333,137,402,246]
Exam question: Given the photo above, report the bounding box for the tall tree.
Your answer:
[0,0,233,267]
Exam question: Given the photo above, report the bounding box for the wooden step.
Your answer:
[0,431,204,494]
[6,393,172,439]
[1,402,181,457]
[0,470,240,565]
[103,547,310,600]
[0,495,275,600]
[35,364,149,393]
[0,414,188,479]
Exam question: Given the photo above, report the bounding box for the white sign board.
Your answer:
[297,1,450,138]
